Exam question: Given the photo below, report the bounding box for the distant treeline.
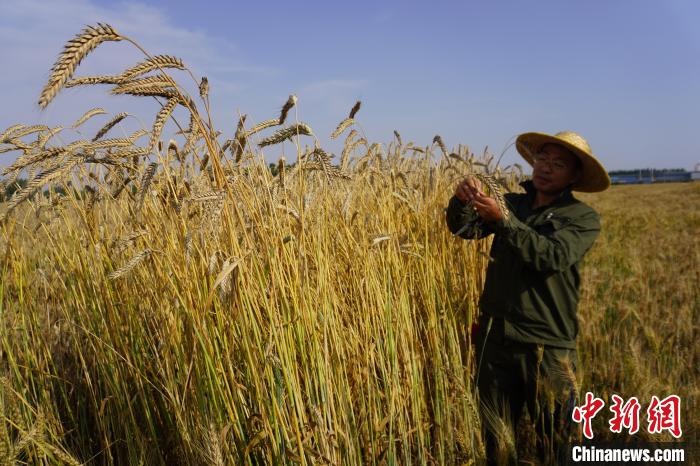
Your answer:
[608,168,688,176]
[1,178,71,202]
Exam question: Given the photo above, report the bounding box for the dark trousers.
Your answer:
[474,317,578,465]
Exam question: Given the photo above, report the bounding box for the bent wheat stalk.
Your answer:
[39,23,123,108]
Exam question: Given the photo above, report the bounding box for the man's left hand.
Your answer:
[470,191,505,223]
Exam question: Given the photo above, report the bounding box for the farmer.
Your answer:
[445,131,610,464]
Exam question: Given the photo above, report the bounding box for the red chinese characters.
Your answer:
[572,391,606,439]
[647,395,682,438]
[572,393,683,439]
[609,394,641,434]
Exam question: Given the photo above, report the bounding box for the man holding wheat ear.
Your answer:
[445,131,610,464]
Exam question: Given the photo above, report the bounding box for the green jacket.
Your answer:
[445,179,601,349]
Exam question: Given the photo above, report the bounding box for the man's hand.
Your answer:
[454,176,483,203]
[454,176,505,223]
[471,192,505,223]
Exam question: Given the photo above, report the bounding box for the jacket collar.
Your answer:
[519,178,575,208]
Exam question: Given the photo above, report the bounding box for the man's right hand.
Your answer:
[455,176,483,203]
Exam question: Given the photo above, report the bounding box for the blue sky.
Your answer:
[2,0,700,171]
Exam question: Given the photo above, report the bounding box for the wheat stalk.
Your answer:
[65,75,123,87]
[184,230,194,264]
[92,112,128,141]
[231,114,248,161]
[8,125,50,140]
[2,148,67,176]
[39,23,123,108]
[149,98,180,152]
[349,100,361,119]
[113,229,149,254]
[244,119,280,138]
[126,129,148,144]
[279,95,297,125]
[1,124,26,143]
[38,126,64,148]
[277,157,286,189]
[433,135,448,157]
[105,147,151,161]
[108,249,153,279]
[71,108,106,129]
[311,147,350,180]
[115,74,174,90]
[111,85,179,99]
[199,76,209,100]
[340,137,367,171]
[258,123,313,147]
[472,172,510,222]
[344,129,359,145]
[120,55,186,81]
[88,137,140,150]
[188,190,225,203]
[331,118,354,139]
[167,139,182,164]
[13,411,46,457]
[480,400,516,465]
[136,162,158,212]
[393,130,403,147]
[2,155,84,220]
[181,114,200,156]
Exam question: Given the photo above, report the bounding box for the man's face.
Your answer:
[531,143,582,195]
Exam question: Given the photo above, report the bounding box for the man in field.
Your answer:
[445,131,610,464]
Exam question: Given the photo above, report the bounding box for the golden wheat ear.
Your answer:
[432,135,448,157]
[39,23,123,108]
[331,118,354,139]
[258,123,313,147]
[278,95,297,125]
[479,397,517,464]
[119,55,186,81]
[473,172,510,222]
[93,112,128,141]
[349,100,361,118]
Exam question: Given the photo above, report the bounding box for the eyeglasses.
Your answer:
[532,153,570,171]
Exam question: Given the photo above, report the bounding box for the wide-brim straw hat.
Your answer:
[515,130,611,193]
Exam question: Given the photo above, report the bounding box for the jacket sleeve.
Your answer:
[444,195,496,240]
[488,208,601,272]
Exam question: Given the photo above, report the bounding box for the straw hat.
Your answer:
[515,131,610,193]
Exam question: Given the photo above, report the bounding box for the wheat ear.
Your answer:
[331,118,354,139]
[6,125,50,140]
[149,98,180,152]
[473,172,510,222]
[1,124,26,143]
[71,108,106,129]
[393,130,403,147]
[108,249,153,279]
[433,135,448,157]
[136,162,158,212]
[279,95,297,124]
[244,119,280,138]
[93,112,128,141]
[120,55,186,81]
[258,123,313,147]
[65,75,123,87]
[349,100,362,118]
[39,23,123,108]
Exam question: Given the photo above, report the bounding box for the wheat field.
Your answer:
[0,24,697,465]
